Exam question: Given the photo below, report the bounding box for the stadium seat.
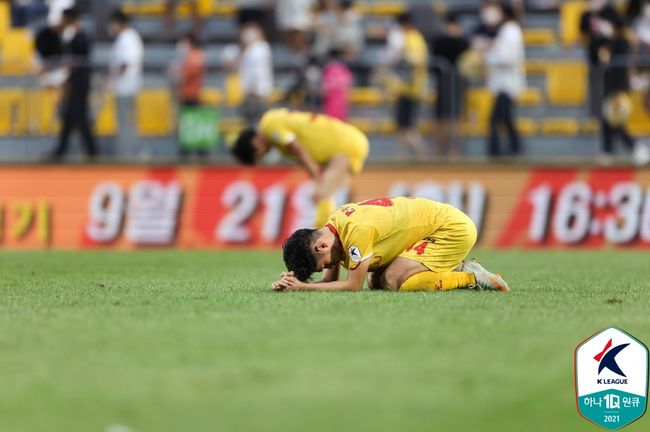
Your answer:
[463,88,493,136]
[136,89,174,136]
[358,2,406,17]
[523,28,557,47]
[518,87,543,107]
[0,29,34,75]
[525,60,549,76]
[25,88,61,135]
[0,88,27,135]
[225,73,242,107]
[199,88,223,106]
[122,0,220,17]
[95,92,118,136]
[0,1,9,45]
[220,117,244,135]
[546,62,587,106]
[348,117,376,134]
[561,1,587,46]
[628,92,650,135]
[517,118,538,137]
[540,118,581,136]
[581,118,600,135]
[349,88,385,106]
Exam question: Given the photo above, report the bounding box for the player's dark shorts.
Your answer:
[395,96,419,129]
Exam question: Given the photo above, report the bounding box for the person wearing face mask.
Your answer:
[237,22,273,126]
[580,0,622,118]
[107,9,144,159]
[472,0,501,50]
[483,3,525,157]
[48,7,96,160]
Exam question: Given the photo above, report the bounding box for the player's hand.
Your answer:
[272,273,302,291]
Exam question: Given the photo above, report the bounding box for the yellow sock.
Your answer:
[399,272,476,292]
[315,198,335,227]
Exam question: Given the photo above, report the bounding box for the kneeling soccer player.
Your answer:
[273,197,509,292]
[231,108,369,227]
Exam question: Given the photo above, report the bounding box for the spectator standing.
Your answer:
[237,22,273,125]
[484,3,525,157]
[431,13,469,157]
[276,0,313,54]
[175,32,205,107]
[386,13,430,158]
[34,13,66,89]
[107,9,144,158]
[599,17,637,162]
[312,0,364,61]
[49,7,96,160]
[283,55,323,111]
[321,49,352,120]
[580,0,622,118]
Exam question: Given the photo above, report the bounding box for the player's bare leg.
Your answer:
[313,155,351,226]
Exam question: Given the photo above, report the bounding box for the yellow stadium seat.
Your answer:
[0,1,10,45]
[0,88,27,135]
[540,118,580,136]
[581,118,600,134]
[267,88,284,104]
[200,88,223,106]
[357,2,406,17]
[518,87,543,107]
[136,89,174,136]
[561,1,587,46]
[24,88,61,135]
[348,117,376,134]
[0,29,34,75]
[463,88,493,136]
[517,118,538,136]
[525,61,548,76]
[225,73,243,107]
[546,62,587,106]
[220,117,244,135]
[377,118,396,134]
[628,92,650,135]
[349,87,384,106]
[523,28,557,46]
[95,92,118,136]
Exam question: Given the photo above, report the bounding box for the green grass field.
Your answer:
[1,250,648,432]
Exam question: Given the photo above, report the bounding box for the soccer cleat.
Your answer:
[461,259,510,292]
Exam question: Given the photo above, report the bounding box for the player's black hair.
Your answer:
[231,127,258,165]
[444,12,460,24]
[110,9,130,25]
[283,229,319,282]
[62,7,79,21]
[396,12,412,26]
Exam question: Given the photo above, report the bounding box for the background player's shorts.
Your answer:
[344,129,370,174]
[399,206,477,273]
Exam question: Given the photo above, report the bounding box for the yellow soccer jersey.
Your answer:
[259,109,369,174]
[399,29,429,99]
[327,197,457,271]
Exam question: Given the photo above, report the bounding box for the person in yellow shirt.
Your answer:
[387,13,430,158]
[231,108,370,227]
[272,196,510,293]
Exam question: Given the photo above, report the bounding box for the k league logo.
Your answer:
[575,327,649,430]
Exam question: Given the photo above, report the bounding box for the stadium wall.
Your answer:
[1,165,650,250]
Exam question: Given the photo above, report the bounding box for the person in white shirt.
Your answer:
[483,2,525,157]
[223,23,273,125]
[107,9,144,158]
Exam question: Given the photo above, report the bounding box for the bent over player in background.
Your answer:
[273,197,509,292]
[231,108,369,227]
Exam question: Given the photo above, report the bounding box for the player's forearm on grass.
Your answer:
[318,266,340,283]
[296,279,363,291]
